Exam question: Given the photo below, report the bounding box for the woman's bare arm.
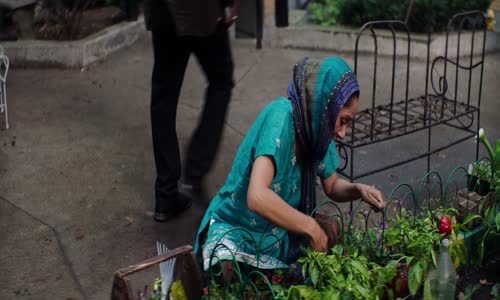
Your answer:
[247,156,328,252]
[321,173,386,211]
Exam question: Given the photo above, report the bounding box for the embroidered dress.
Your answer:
[195,99,339,270]
[194,57,359,271]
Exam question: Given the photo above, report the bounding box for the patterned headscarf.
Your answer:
[287,57,359,215]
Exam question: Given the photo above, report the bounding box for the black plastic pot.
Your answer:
[467,175,491,196]
[477,180,491,196]
[467,175,479,193]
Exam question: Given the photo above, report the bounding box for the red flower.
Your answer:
[203,287,209,295]
[439,216,452,237]
[272,274,282,284]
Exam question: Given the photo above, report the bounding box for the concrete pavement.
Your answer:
[1,33,499,299]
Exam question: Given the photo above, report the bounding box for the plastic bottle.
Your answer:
[427,239,457,299]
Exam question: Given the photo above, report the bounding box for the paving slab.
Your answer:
[0,33,499,299]
[0,197,83,300]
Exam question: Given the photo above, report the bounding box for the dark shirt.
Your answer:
[144,0,228,36]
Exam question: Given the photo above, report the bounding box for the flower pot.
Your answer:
[467,175,480,193]
[477,180,491,196]
[467,175,491,196]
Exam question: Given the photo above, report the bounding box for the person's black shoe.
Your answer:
[153,194,192,223]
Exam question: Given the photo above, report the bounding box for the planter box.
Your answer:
[459,225,486,265]
[458,189,482,229]
[2,17,145,68]
[111,245,202,300]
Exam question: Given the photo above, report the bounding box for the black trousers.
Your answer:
[151,23,234,212]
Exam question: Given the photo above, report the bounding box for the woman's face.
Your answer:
[334,95,359,140]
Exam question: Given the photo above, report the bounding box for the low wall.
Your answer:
[2,17,145,68]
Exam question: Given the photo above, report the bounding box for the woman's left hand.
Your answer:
[357,184,386,212]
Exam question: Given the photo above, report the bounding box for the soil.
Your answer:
[457,251,500,299]
[34,6,127,41]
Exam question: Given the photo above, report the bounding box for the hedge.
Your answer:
[309,0,492,32]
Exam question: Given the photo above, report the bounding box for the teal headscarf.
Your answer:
[287,57,359,215]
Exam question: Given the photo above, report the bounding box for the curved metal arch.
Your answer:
[443,166,469,207]
[386,183,417,219]
[247,270,277,299]
[346,201,373,248]
[208,242,244,286]
[415,170,444,211]
[311,200,346,244]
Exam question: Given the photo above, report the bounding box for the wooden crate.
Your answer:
[111,245,202,300]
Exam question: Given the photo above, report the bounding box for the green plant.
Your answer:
[477,128,500,199]
[333,0,492,32]
[383,210,441,262]
[477,203,500,265]
[308,0,340,26]
[383,208,469,295]
[434,208,469,268]
[347,228,389,266]
[472,161,493,183]
[492,283,500,300]
[462,283,480,300]
[296,245,399,299]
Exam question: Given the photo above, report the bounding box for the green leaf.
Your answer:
[311,266,319,287]
[488,208,496,227]
[340,290,354,300]
[431,248,437,268]
[353,284,370,298]
[288,285,315,300]
[463,214,482,225]
[423,276,433,300]
[386,288,394,300]
[408,262,424,296]
[491,283,500,299]
[495,212,500,232]
[464,283,480,299]
[350,260,369,277]
[455,242,467,266]
[330,290,341,300]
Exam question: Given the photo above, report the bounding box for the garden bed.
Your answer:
[111,160,499,300]
[34,5,126,41]
[1,2,143,68]
[457,252,500,299]
[1,15,144,68]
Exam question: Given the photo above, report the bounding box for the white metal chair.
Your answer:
[0,45,9,129]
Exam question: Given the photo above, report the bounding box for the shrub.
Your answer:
[308,0,340,26]
[308,0,492,32]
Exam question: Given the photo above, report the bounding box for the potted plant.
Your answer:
[476,128,500,198]
[468,161,492,196]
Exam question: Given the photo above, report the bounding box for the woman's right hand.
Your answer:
[308,220,328,252]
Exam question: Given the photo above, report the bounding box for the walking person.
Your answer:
[144,0,237,222]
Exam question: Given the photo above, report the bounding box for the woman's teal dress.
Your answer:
[194,97,340,271]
